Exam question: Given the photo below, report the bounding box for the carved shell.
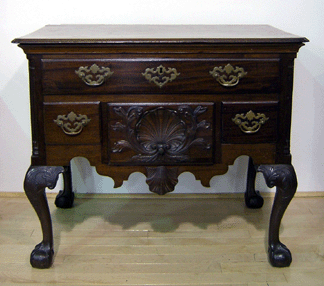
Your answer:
[135,108,186,156]
[146,166,179,195]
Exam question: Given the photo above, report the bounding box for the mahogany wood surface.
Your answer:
[12,24,307,44]
[13,25,307,269]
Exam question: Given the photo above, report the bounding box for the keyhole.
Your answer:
[158,67,164,74]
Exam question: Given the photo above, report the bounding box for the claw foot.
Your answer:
[268,242,292,267]
[30,242,54,269]
[245,190,264,209]
[55,190,74,208]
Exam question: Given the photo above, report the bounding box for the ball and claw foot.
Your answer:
[24,166,64,268]
[55,190,74,209]
[245,190,264,209]
[268,242,292,267]
[30,242,54,269]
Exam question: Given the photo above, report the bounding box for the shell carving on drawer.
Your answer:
[111,105,211,163]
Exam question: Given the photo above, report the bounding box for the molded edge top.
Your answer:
[12,24,308,45]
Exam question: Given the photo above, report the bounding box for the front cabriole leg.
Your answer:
[257,164,297,267]
[24,166,64,268]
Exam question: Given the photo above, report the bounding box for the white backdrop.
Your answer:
[1,0,323,194]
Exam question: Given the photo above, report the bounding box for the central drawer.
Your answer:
[107,102,214,165]
[41,58,280,95]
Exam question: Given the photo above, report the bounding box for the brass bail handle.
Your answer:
[210,63,247,87]
[232,110,269,134]
[54,111,91,136]
[75,63,113,86]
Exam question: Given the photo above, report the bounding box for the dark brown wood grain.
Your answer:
[13,25,307,268]
[41,58,280,95]
[46,145,101,166]
[43,102,100,144]
[107,103,214,166]
[17,25,306,194]
[222,101,278,144]
[12,25,308,44]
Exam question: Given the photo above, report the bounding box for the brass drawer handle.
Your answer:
[232,110,269,134]
[142,65,180,88]
[75,63,113,86]
[210,63,247,87]
[54,111,91,136]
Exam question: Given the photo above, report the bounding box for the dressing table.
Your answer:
[13,25,307,268]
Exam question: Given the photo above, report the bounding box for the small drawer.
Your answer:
[107,102,214,165]
[41,58,280,95]
[222,101,278,144]
[44,102,100,144]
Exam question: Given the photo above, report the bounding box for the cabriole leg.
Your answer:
[24,166,64,268]
[245,157,264,208]
[257,164,297,267]
[55,164,74,208]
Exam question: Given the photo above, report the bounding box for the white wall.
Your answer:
[1,0,323,194]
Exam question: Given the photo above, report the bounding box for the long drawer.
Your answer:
[41,58,280,95]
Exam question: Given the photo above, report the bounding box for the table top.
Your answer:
[12,24,308,45]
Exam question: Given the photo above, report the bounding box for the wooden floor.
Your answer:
[0,193,324,286]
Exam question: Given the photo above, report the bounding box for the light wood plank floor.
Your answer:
[1,193,324,286]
